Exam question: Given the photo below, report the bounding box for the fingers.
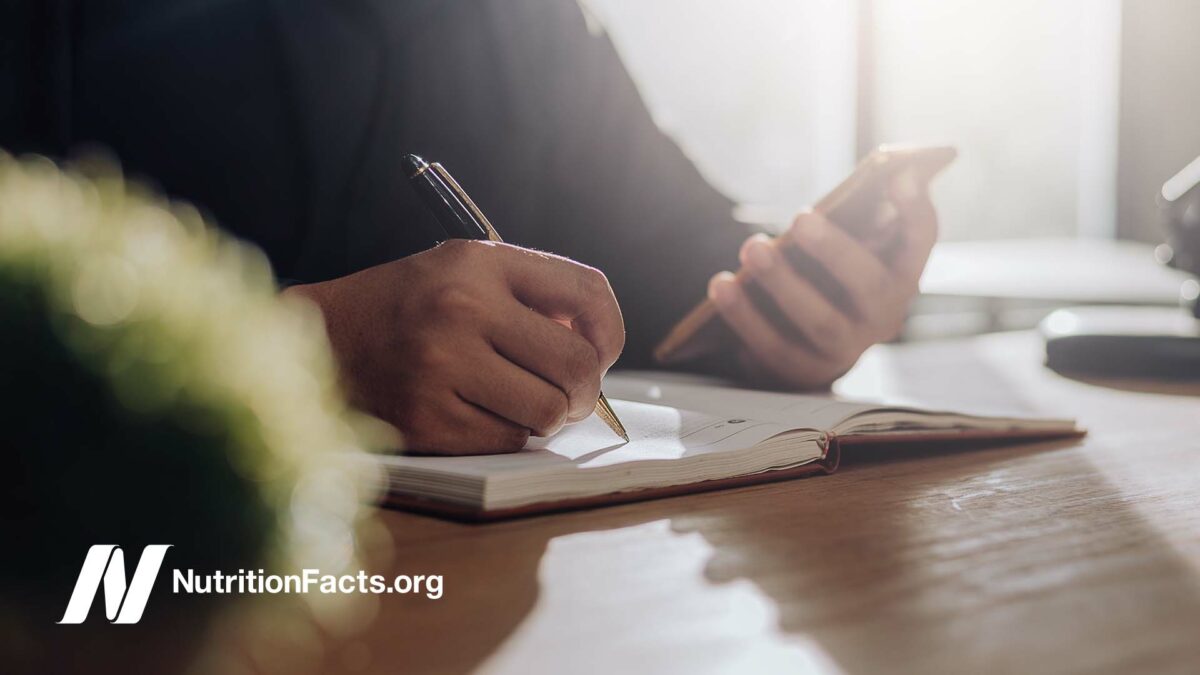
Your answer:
[701,172,938,392]
[489,243,625,370]
[401,394,531,456]
[738,234,854,356]
[489,305,603,423]
[456,349,571,437]
[708,272,842,385]
[781,213,894,320]
[888,169,939,287]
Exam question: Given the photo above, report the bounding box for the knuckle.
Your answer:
[412,343,453,372]
[439,238,495,269]
[428,284,479,319]
[439,237,476,258]
[436,237,470,260]
[575,265,611,299]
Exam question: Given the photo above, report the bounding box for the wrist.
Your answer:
[282,279,329,306]
[281,278,363,392]
[282,280,342,346]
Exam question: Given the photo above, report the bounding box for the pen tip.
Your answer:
[401,154,429,178]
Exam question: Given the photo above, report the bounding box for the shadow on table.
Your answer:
[1056,372,1200,397]
[290,341,1200,674]
[292,429,1200,675]
[675,436,1200,672]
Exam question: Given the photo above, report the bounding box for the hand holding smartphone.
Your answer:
[654,144,957,365]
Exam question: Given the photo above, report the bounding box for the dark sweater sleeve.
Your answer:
[7,0,751,372]
[69,0,316,278]
[526,5,751,370]
[326,0,752,370]
[0,0,69,155]
[390,0,751,371]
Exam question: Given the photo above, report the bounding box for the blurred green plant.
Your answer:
[0,152,392,672]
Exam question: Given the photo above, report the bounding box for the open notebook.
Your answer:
[378,373,1081,520]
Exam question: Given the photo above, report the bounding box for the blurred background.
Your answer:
[583,0,1200,337]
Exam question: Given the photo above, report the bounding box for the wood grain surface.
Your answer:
[248,331,1200,675]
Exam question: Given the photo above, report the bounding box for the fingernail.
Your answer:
[893,169,919,202]
[709,274,737,307]
[745,240,775,272]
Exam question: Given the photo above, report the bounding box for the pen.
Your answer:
[401,153,629,443]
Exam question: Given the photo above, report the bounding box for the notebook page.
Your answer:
[381,399,805,479]
[603,373,1077,439]
[604,372,877,430]
[528,399,806,465]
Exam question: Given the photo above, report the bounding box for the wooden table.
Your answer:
[288,331,1200,675]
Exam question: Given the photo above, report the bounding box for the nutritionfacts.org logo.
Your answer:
[58,545,173,624]
[58,544,444,624]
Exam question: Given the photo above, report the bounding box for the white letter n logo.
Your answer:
[57,545,172,624]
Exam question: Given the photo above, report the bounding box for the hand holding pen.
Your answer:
[402,154,629,442]
[280,160,626,455]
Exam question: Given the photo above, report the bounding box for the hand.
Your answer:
[286,239,625,455]
[707,171,937,389]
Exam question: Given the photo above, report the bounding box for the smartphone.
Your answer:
[653,144,957,365]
